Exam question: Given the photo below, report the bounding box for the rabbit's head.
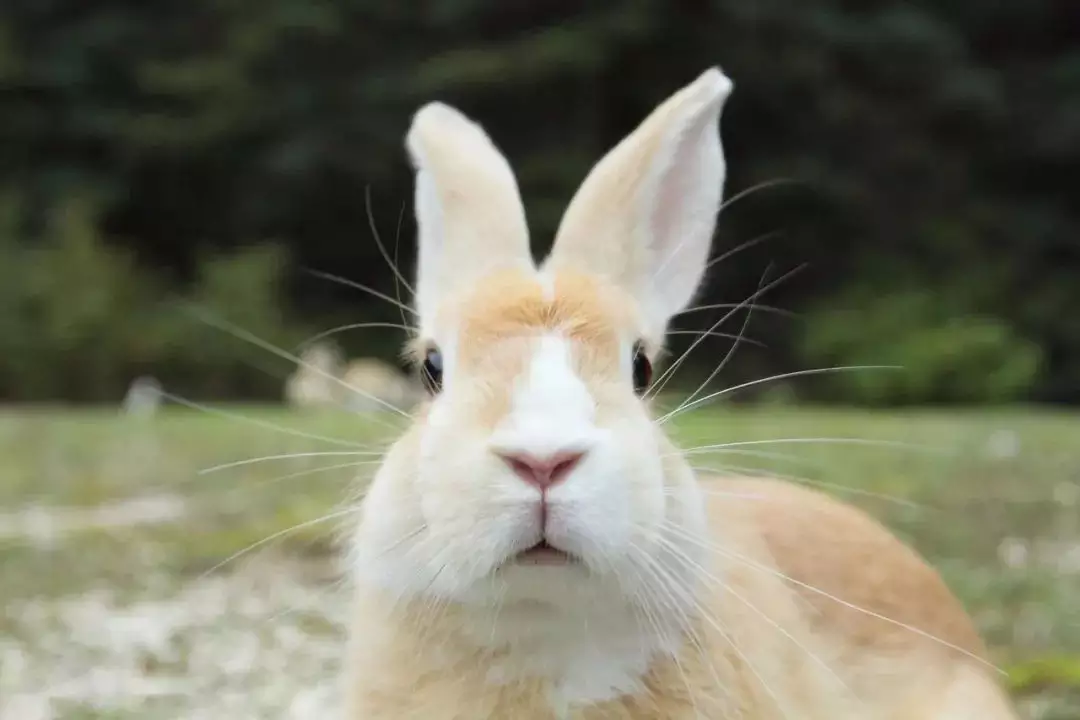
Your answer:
[353,68,733,622]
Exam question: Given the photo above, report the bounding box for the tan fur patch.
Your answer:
[454,269,630,358]
[416,268,640,427]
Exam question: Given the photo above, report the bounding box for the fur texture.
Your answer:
[343,67,1019,719]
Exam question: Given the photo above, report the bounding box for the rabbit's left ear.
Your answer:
[406,103,533,337]
[543,68,733,341]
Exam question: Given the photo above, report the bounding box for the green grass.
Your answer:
[1,403,1078,717]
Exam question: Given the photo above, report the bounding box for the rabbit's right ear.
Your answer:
[406,103,532,336]
[543,68,733,344]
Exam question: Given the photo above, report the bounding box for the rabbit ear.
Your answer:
[543,68,733,340]
[406,103,532,335]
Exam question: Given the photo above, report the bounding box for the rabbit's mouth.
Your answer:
[511,539,579,566]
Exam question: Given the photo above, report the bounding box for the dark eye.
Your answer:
[421,347,443,393]
[632,342,652,394]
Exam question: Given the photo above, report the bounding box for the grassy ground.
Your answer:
[1,403,1078,718]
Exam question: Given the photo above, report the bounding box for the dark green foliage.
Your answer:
[799,284,1044,404]
[0,1,1075,403]
[0,195,306,402]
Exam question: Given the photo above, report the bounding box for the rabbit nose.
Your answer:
[497,450,587,490]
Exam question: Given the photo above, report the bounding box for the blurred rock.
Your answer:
[284,342,345,409]
[284,342,423,413]
[341,357,423,414]
[122,376,163,418]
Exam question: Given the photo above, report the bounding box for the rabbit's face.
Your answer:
[372,267,703,609]
[353,69,732,621]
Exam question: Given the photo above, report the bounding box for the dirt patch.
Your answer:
[0,559,348,719]
[0,495,187,547]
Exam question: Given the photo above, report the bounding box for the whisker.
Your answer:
[623,551,703,712]
[673,437,945,457]
[704,228,785,272]
[680,447,818,468]
[657,365,902,423]
[365,185,416,297]
[227,460,381,494]
[159,390,370,449]
[216,460,381,518]
[185,305,412,420]
[664,486,765,501]
[198,506,360,580]
[716,177,802,217]
[692,465,925,510]
[652,532,853,699]
[392,200,411,331]
[667,329,766,347]
[662,265,773,413]
[640,540,797,717]
[651,177,798,288]
[647,264,806,400]
[659,521,1004,676]
[679,301,795,318]
[199,451,384,475]
[627,543,736,707]
[296,321,414,352]
[303,268,419,318]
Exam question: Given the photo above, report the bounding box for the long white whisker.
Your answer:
[199,506,359,580]
[392,200,411,331]
[296,322,413,353]
[235,460,381,491]
[304,268,419,318]
[667,328,766,347]
[643,543,796,717]
[672,437,944,457]
[655,179,796,281]
[681,447,819,468]
[648,264,806,400]
[704,228,785,272]
[199,451,384,475]
[366,185,416,297]
[159,390,370,449]
[664,264,773,413]
[657,365,902,423]
[664,486,765,501]
[623,550,702,713]
[629,544,742,710]
[653,532,853,698]
[679,301,794,318]
[693,464,925,510]
[716,177,801,217]
[186,306,412,419]
[659,520,1004,675]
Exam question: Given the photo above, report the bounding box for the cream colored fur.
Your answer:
[342,68,1020,719]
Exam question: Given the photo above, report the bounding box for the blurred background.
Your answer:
[1,2,1078,719]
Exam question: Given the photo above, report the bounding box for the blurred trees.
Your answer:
[0,0,1076,403]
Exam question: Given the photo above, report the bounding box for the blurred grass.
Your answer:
[0,403,1078,716]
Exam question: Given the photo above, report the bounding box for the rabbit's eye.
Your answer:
[632,342,652,394]
[421,347,443,393]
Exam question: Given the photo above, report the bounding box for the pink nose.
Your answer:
[498,450,586,490]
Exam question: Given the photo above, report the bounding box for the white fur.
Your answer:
[489,336,600,460]
[405,102,534,336]
[544,67,733,342]
[473,600,682,714]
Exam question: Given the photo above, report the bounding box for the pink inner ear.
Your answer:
[644,109,723,321]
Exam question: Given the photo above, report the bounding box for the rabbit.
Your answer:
[342,68,1020,719]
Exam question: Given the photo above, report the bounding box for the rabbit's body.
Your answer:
[346,426,1010,720]
[343,69,1018,719]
